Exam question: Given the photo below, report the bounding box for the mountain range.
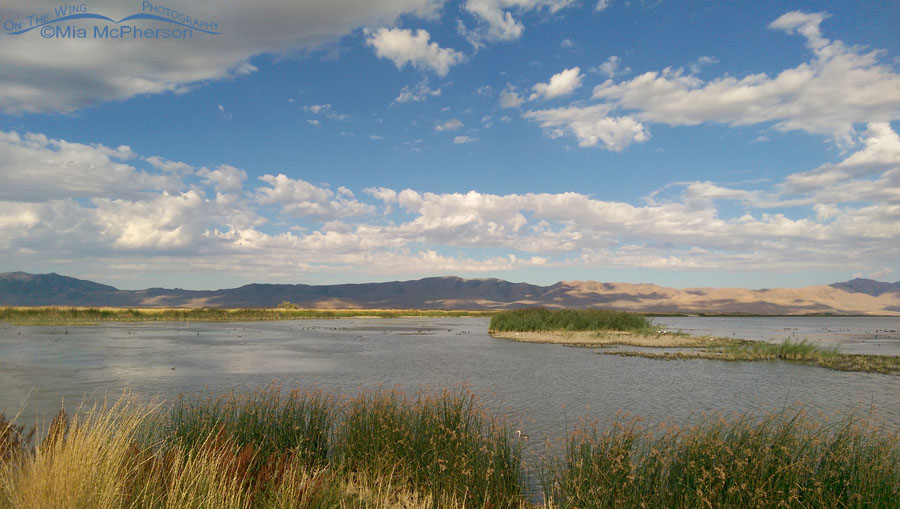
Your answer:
[1,271,899,315]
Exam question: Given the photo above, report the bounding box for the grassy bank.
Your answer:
[1,387,526,508]
[0,307,494,325]
[489,308,653,334]
[2,387,898,507]
[606,339,900,376]
[542,408,900,507]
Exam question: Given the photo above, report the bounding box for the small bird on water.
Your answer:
[515,429,529,440]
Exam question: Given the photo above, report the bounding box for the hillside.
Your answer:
[1,272,899,315]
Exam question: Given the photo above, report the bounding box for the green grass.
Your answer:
[541,408,900,508]
[0,306,494,325]
[489,308,653,333]
[336,388,524,507]
[607,339,900,376]
[2,387,899,507]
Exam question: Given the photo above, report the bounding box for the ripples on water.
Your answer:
[2,317,899,448]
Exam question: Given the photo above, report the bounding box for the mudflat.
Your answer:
[489,330,728,347]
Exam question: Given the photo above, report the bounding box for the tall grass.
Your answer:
[336,388,524,507]
[2,387,898,508]
[160,385,335,473]
[0,307,494,325]
[489,308,653,333]
[541,409,900,508]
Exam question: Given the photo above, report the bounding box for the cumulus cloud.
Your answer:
[594,56,629,78]
[529,66,583,100]
[590,11,900,145]
[394,78,442,103]
[0,0,447,114]
[523,104,649,150]
[366,27,464,76]
[197,165,247,192]
[303,104,348,121]
[0,131,179,202]
[2,127,898,283]
[435,118,464,131]
[453,136,478,144]
[256,174,375,219]
[498,85,524,108]
[460,0,577,45]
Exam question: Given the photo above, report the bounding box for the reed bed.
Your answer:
[607,339,900,375]
[336,388,524,507]
[0,387,525,508]
[489,308,653,334]
[0,307,493,325]
[2,387,898,508]
[541,408,900,508]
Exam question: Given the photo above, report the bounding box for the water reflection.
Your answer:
[1,317,899,445]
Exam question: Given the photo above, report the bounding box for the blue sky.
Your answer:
[0,0,898,290]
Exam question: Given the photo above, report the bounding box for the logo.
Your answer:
[3,2,220,40]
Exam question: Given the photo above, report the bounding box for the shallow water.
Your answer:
[657,315,900,355]
[1,317,899,447]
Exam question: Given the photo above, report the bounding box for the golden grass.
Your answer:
[2,388,899,508]
[0,390,526,509]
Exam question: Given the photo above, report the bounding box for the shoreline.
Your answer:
[489,329,736,348]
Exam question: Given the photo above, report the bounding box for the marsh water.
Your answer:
[2,316,899,447]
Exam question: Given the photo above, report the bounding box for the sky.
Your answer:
[0,0,898,290]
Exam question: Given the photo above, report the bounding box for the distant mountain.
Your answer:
[2,272,900,315]
[830,278,900,297]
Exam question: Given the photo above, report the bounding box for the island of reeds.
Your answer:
[489,308,900,375]
[488,308,733,348]
[1,386,898,507]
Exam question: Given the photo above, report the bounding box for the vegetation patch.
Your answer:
[605,339,900,376]
[2,387,898,507]
[489,308,653,334]
[541,408,900,508]
[0,306,494,325]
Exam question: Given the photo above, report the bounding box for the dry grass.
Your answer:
[0,388,526,509]
[2,388,898,508]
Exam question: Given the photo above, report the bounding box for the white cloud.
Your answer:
[3,126,898,283]
[145,156,193,174]
[217,104,232,120]
[591,11,900,145]
[595,0,612,11]
[498,85,524,108]
[0,0,448,113]
[435,118,464,132]
[256,174,375,219]
[453,136,478,144]
[594,56,629,78]
[197,165,247,192]
[0,131,179,202]
[461,0,577,45]
[366,27,464,76]
[529,66,583,100]
[782,122,900,195]
[394,79,442,103]
[303,104,348,121]
[523,104,649,150]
